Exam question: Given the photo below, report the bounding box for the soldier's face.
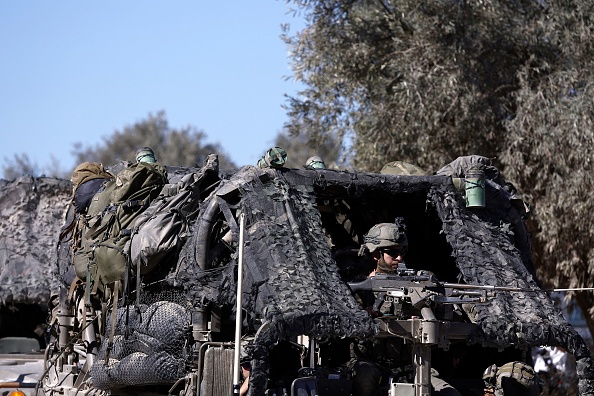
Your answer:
[373,245,406,273]
[381,247,405,265]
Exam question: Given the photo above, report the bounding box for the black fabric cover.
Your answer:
[74,177,108,214]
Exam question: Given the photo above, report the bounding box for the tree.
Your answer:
[500,67,594,337]
[284,0,594,338]
[283,0,518,171]
[2,112,236,179]
[73,111,237,171]
[2,153,67,180]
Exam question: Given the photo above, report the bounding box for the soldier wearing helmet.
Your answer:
[352,219,461,396]
[358,219,408,276]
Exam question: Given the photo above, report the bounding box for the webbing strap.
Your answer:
[82,295,87,343]
[68,276,81,301]
[105,280,120,362]
[136,257,142,308]
[89,245,99,295]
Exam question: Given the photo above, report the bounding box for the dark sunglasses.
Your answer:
[380,247,407,257]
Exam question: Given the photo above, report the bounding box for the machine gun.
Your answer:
[346,269,529,312]
[346,270,534,396]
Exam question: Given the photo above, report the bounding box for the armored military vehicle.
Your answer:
[1,155,593,396]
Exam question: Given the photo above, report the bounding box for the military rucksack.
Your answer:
[69,161,115,214]
[129,154,220,278]
[130,173,203,276]
[60,162,114,276]
[73,162,168,289]
[71,162,114,192]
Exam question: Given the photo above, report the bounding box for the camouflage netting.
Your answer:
[171,165,594,394]
[3,160,593,394]
[431,187,594,394]
[237,168,378,391]
[0,176,70,304]
[90,299,190,389]
[434,156,594,393]
[173,166,377,392]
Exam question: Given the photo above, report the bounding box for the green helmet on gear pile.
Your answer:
[135,147,157,164]
[305,156,326,170]
[359,218,408,255]
[257,147,287,169]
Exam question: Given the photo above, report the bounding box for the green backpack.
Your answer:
[73,162,168,289]
[63,162,113,275]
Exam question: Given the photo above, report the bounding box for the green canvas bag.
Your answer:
[74,162,168,288]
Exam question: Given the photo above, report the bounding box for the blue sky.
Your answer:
[0,1,305,174]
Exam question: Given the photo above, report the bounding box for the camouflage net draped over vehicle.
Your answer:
[90,298,190,389]
[0,176,69,304]
[430,187,594,394]
[173,166,594,394]
[173,166,377,392]
[2,160,593,395]
[281,168,594,395]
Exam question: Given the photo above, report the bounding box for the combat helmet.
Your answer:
[257,147,287,169]
[483,361,541,396]
[305,156,326,170]
[359,218,408,255]
[135,147,157,164]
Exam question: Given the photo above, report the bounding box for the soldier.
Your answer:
[352,220,461,396]
[358,219,408,277]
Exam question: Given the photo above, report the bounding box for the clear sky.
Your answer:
[0,1,305,174]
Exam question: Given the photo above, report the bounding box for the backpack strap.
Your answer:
[135,256,142,310]
[104,280,121,362]
[68,276,82,302]
[90,247,101,296]
[59,212,77,243]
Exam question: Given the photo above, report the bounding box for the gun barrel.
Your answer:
[348,275,434,293]
[442,283,539,293]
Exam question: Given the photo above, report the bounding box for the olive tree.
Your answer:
[73,110,237,171]
[283,0,594,336]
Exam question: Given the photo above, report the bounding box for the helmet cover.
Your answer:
[305,156,326,170]
[135,147,156,163]
[258,147,287,168]
[483,361,540,396]
[360,218,408,254]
